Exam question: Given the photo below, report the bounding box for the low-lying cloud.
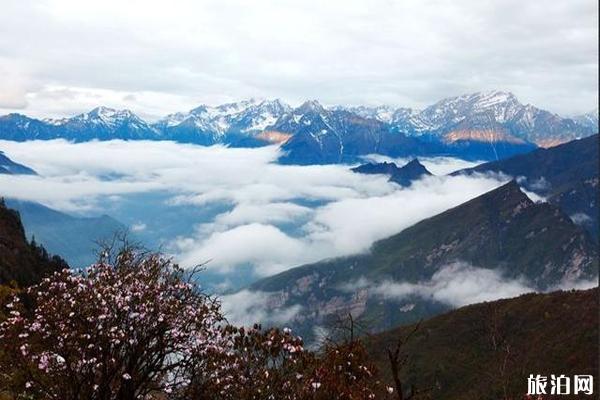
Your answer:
[0,140,508,277]
[220,290,302,327]
[341,262,535,308]
[341,262,598,308]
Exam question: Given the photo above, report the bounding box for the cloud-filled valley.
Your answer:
[0,139,511,282]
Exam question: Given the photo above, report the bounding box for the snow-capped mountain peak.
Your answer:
[408,90,523,132]
[470,90,519,110]
[156,99,292,136]
[68,107,144,127]
[297,100,325,113]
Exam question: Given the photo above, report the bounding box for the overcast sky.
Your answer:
[0,0,597,120]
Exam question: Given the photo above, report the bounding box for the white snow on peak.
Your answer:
[157,99,291,135]
[43,117,68,126]
[43,107,146,128]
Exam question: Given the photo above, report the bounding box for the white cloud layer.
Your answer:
[0,140,507,276]
[0,0,597,118]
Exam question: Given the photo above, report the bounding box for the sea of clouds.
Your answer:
[0,139,508,279]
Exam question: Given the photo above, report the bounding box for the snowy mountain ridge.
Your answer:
[155,98,292,137]
[1,91,596,159]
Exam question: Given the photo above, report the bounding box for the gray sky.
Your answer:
[0,0,597,120]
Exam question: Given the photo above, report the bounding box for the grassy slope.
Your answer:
[454,135,599,242]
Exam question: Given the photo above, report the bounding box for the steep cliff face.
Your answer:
[0,200,67,287]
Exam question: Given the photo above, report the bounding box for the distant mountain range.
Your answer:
[573,107,599,131]
[248,180,598,339]
[1,91,596,164]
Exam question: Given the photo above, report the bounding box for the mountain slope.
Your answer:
[277,100,538,164]
[5,199,126,268]
[0,151,36,175]
[352,159,432,187]
[248,181,598,337]
[0,200,68,287]
[454,135,599,239]
[276,103,514,164]
[548,178,599,242]
[367,288,598,400]
[276,102,413,164]
[0,114,57,141]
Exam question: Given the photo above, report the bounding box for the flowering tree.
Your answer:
[0,249,394,399]
[0,250,224,399]
[311,338,393,399]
